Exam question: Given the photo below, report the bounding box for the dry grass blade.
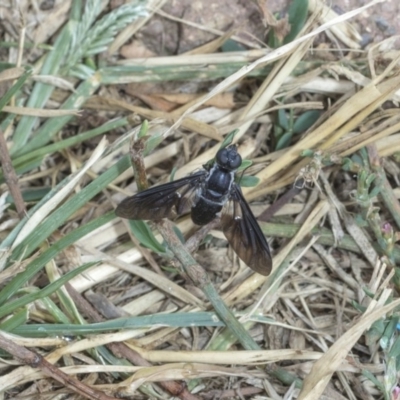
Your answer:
[12,138,108,248]
[308,0,362,48]
[2,105,80,117]
[162,0,384,138]
[136,348,323,364]
[298,298,400,399]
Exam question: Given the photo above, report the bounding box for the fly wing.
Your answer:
[115,171,206,220]
[221,184,272,276]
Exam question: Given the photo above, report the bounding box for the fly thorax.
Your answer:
[206,166,234,194]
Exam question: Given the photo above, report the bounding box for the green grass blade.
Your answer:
[13,73,102,157]
[0,67,32,111]
[36,297,72,324]
[5,187,51,205]
[0,309,28,332]
[284,0,309,44]
[10,155,130,261]
[128,220,166,254]
[12,311,225,337]
[0,212,114,304]
[11,117,129,166]
[0,262,98,319]
[0,175,77,250]
[64,1,148,71]
[11,27,72,154]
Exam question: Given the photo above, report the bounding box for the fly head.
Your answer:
[215,145,242,171]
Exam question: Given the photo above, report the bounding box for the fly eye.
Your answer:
[229,154,241,169]
[216,149,229,165]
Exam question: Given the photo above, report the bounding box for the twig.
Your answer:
[116,127,166,275]
[129,125,149,192]
[0,331,119,400]
[0,129,26,218]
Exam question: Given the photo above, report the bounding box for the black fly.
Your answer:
[115,145,272,275]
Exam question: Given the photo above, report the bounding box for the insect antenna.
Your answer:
[235,158,252,185]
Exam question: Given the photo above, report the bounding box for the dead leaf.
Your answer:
[0,67,25,82]
[274,18,291,43]
[134,93,177,112]
[256,0,279,28]
[255,0,290,41]
[120,40,156,59]
[183,29,236,55]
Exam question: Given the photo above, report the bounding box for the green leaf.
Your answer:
[237,159,252,172]
[362,369,385,392]
[351,153,364,166]
[0,157,43,185]
[220,129,239,149]
[362,286,376,298]
[239,175,260,187]
[69,64,96,80]
[276,131,293,150]
[0,179,67,250]
[351,300,366,313]
[138,120,149,139]
[278,109,289,130]
[381,316,399,349]
[301,149,314,158]
[128,220,166,254]
[284,0,309,44]
[221,39,246,52]
[388,335,400,358]
[365,318,385,346]
[274,124,284,140]
[293,110,321,133]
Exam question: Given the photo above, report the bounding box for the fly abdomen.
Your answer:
[191,196,222,225]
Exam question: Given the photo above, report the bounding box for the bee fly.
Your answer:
[115,145,272,275]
